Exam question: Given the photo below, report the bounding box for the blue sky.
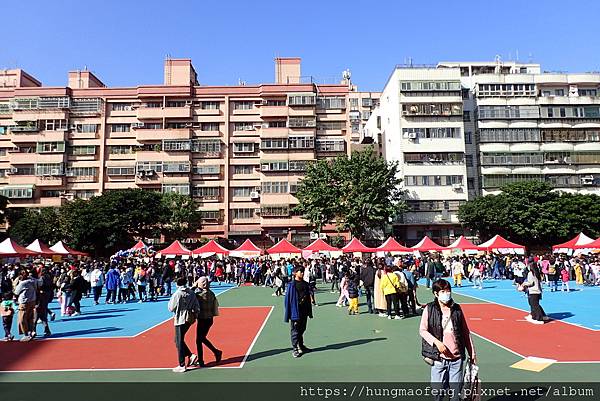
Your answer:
[3,0,600,92]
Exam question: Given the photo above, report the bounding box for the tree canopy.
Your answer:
[458,181,600,247]
[295,146,406,239]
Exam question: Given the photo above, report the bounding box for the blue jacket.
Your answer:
[283,280,298,322]
[105,268,121,290]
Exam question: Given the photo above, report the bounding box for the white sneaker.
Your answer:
[172,366,187,373]
[379,313,387,317]
[525,314,532,320]
[387,316,393,320]
[542,316,550,321]
[189,354,198,366]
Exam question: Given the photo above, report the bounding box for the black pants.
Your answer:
[406,288,417,313]
[37,292,52,333]
[93,286,102,303]
[138,285,146,301]
[385,293,400,317]
[196,318,219,363]
[364,286,374,313]
[69,291,82,313]
[175,322,193,367]
[3,314,13,337]
[399,292,410,316]
[290,315,308,350]
[105,289,117,303]
[118,288,129,302]
[331,278,339,291]
[528,293,546,321]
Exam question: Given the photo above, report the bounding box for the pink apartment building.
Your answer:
[0,58,357,247]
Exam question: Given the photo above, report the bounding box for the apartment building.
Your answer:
[0,58,352,246]
[372,67,469,245]
[372,60,600,245]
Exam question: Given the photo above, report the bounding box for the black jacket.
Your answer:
[359,265,375,287]
[421,301,467,361]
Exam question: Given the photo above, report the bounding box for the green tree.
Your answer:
[458,181,600,247]
[295,146,406,239]
[159,192,202,241]
[9,208,63,245]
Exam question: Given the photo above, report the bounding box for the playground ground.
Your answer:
[0,278,599,383]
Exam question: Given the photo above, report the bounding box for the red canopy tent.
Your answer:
[572,237,600,250]
[411,236,445,252]
[159,240,191,256]
[267,239,302,255]
[192,240,230,257]
[478,235,525,254]
[445,236,480,252]
[130,240,147,251]
[50,241,89,256]
[0,238,37,257]
[342,237,375,253]
[376,237,412,253]
[26,239,58,256]
[552,233,595,252]
[303,239,340,253]
[230,239,263,257]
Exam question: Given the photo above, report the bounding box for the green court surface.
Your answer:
[0,284,598,383]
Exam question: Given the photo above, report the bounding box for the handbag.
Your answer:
[463,358,481,401]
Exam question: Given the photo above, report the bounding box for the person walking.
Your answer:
[1,293,15,341]
[14,269,38,341]
[192,276,222,367]
[105,265,120,304]
[37,267,54,336]
[284,266,313,358]
[420,279,477,401]
[451,258,464,287]
[89,264,104,305]
[168,277,199,373]
[359,260,376,314]
[560,265,571,292]
[68,269,86,315]
[346,271,360,315]
[518,260,548,325]
[380,266,401,320]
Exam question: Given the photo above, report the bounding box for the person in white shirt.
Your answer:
[89,265,104,305]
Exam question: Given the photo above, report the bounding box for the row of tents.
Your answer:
[0,238,88,257]
[150,234,529,258]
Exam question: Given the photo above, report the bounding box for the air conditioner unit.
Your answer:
[250,191,260,199]
[408,133,417,139]
[254,208,262,215]
[137,171,144,178]
[185,100,193,106]
[70,124,77,130]
[260,164,270,171]
[50,169,60,175]
[452,183,463,190]
[185,122,193,127]
[310,232,319,240]
[10,167,18,173]
[581,175,594,185]
[261,99,269,105]
[132,122,144,129]
[65,171,75,177]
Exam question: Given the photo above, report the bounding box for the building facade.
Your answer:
[0,58,354,247]
[372,60,600,245]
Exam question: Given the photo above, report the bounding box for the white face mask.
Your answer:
[438,292,452,304]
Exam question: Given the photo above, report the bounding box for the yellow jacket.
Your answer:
[380,272,401,296]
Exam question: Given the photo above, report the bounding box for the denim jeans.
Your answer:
[363,286,374,313]
[430,358,464,401]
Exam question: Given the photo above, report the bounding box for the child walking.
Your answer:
[560,266,570,292]
[346,272,359,315]
[1,293,15,341]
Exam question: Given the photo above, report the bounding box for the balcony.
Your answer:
[13,109,68,122]
[137,106,191,120]
[260,106,289,118]
[136,128,191,142]
[8,175,65,187]
[135,174,161,185]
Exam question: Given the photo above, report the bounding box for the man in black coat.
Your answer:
[359,260,376,314]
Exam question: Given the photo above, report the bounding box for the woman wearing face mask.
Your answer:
[419,279,476,401]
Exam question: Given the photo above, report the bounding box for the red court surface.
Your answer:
[0,306,272,372]
[461,303,600,363]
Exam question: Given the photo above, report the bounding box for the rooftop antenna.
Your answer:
[83,65,88,71]
[408,57,413,67]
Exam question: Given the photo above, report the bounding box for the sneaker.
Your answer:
[138,300,143,303]
[50,313,56,321]
[44,331,51,337]
[379,313,388,318]
[172,366,187,373]
[542,316,550,321]
[189,354,199,366]
[292,350,301,358]
[72,312,79,316]
[299,345,312,354]
[214,349,223,363]
[19,336,31,342]
[271,293,277,297]
[387,316,393,320]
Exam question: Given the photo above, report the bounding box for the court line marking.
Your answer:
[239,305,275,368]
[454,290,600,332]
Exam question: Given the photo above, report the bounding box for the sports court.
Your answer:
[0,280,598,382]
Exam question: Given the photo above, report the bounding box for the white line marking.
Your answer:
[470,332,525,359]
[469,317,482,320]
[239,306,274,368]
[492,318,505,321]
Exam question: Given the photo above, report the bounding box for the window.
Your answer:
[233,122,255,131]
[43,120,68,131]
[402,103,463,116]
[266,99,286,106]
[110,124,131,132]
[261,138,288,150]
[261,205,290,217]
[69,146,96,155]
[166,100,187,108]
[0,186,33,199]
[162,184,190,195]
[477,105,539,119]
[233,208,255,219]
[192,139,221,153]
[233,101,254,110]
[462,89,470,100]
[403,127,461,139]
[462,111,471,121]
[39,97,70,109]
[268,121,286,128]
[70,98,102,114]
[288,95,316,106]
[465,132,472,144]
[13,166,35,175]
[111,103,133,111]
[289,136,314,149]
[403,153,465,164]
[555,89,565,96]
[317,121,346,131]
[166,122,187,129]
[559,108,566,118]
[400,81,461,92]
[144,123,163,130]
[465,155,473,167]
[109,145,134,154]
[193,165,220,175]
[66,167,97,177]
[289,117,316,128]
[75,124,98,133]
[233,143,255,153]
[579,89,598,97]
[201,210,222,220]
[163,161,191,173]
[316,138,345,152]
[193,186,220,199]
[35,163,64,176]
[107,167,135,176]
[362,98,373,107]
[404,175,463,186]
[144,102,162,108]
[261,181,288,193]
[163,140,191,152]
[75,190,96,199]
[349,98,358,108]
[289,160,310,171]
[41,190,61,198]
[316,97,346,109]
[37,142,65,153]
[261,161,288,171]
[200,101,219,110]
[200,122,219,131]
[233,165,254,174]
[232,187,253,197]
[547,108,554,118]
[136,161,163,173]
